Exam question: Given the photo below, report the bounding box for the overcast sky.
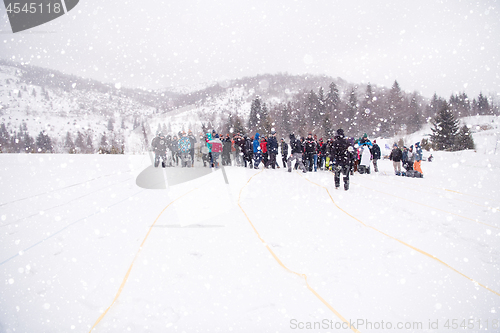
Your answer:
[1,0,498,99]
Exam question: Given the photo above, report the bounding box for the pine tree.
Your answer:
[248,96,262,134]
[85,133,94,153]
[24,133,35,153]
[36,131,53,153]
[75,131,85,152]
[99,133,108,154]
[260,102,272,135]
[476,92,491,115]
[107,118,114,131]
[345,87,358,133]
[359,83,374,134]
[430,102,459,151]
[407,93,423,133]
[455,125,475,150]
[65,131,75,153]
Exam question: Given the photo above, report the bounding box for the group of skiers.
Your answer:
[151,131,197,168]
[152,128,424,190]
[389,142,424,177]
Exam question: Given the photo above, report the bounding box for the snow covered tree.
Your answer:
[345,87,358,133]
[36,131,53,153]
[85,132,94,153]
[64,131,76,153]
[248,96,263,134]
[75,131,85,152]
[455,125,475,150]
[407,93,423,133]
[24,133,35,153]
[98,133,108,154]
[107,118,114,131]
[430,102,459,151]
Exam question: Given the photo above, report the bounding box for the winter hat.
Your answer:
[373,140,376,143]
[215,134,219,138]
[363,133,368,138]
[337,129,344,137]
[289,133,295,140]
[271,130,276,135]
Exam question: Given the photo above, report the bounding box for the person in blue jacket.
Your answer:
[253,133,262,169]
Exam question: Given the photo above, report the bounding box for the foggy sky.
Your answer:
[1,0,499,99]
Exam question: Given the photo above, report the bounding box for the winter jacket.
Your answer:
[260,140,268,154]
[414,143,423,161]
[372,144,381,159]
[304,138,317,153]
[188,134,197,150]
[280,141,289,156]
[331,135,352,166]
[389,148,403,162]
[223,137,232,155]
[178,136,191,153]
[289,135,303,154]
[152,136,168,153]
[268,136,278,154]
[243,138,253,154]
[253,133,261,153]
[360,145,371,167]
[170,138,179,153]
[208,138,223,153]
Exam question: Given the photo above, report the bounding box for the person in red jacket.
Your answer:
[208,133,223,168]
[260,137,268,168]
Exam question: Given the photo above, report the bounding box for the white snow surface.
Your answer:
[1,148,500,332]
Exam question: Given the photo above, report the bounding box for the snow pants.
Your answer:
[287,153,306,172]
[154,151,167,168]
[253,152,262,169]
[269,152,277,169]
[413,160,422,174]
[334,165,350,190]
[393,161,401,175]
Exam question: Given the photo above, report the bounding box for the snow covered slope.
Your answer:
[1,143,499,332]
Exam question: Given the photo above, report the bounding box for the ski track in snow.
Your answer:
[0,151,499,332]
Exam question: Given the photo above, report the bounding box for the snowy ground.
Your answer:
[1,150,499,333]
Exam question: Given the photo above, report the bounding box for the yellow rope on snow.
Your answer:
[88,189,197,332]
[298,172,500,298]
[238,169,362,333]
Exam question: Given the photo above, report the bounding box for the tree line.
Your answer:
[0,122,125,154]
[224,80,497,145]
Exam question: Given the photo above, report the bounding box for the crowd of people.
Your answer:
[152,128,424,190]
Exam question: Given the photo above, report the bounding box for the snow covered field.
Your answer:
[1,149,499,332]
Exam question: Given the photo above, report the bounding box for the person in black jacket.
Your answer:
[242,136,253,168]
[222,134,232,166]
[389,143,403,175]
[287,134,307,173]
[267,130,279,169]
[188,130,197,166]
[372,139,381,172]
[331,129,353,190]
[151,132,168,168]
[280,138,288,168]
[304,133,317,172]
